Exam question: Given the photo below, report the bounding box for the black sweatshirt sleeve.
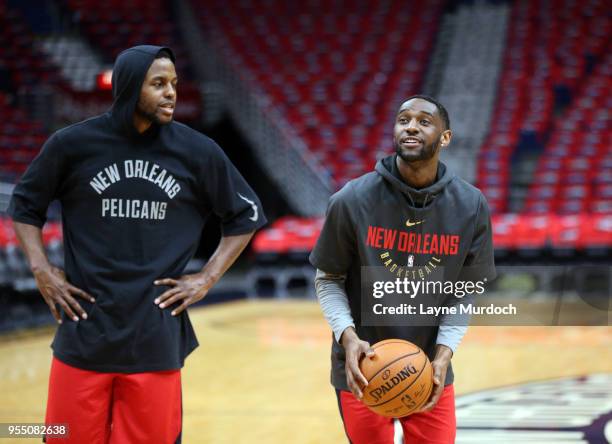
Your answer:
[309,185,356,274]
[201,142,267,235]
[8,133,65,228]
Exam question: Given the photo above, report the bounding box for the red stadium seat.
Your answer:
[581,214,612,255]
[190,0,444,187]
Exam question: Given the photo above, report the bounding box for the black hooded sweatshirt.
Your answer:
[9,45,267,372]
[310,155,495,390]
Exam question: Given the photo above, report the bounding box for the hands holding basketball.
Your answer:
[154,272,216,316]
[420,344,452,412]
[340,327,375,399]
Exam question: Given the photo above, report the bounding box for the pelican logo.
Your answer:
[406,219,425,227]
[237,193,259,222]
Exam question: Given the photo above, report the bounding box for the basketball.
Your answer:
[360,339,433,418]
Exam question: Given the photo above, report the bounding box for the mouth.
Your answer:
[400,136,423,147]
[158,103,175,115]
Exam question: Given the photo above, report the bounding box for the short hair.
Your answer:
[156,49,174,61]
[401,94,450,130]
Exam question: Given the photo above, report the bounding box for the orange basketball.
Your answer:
[359,339,433,418]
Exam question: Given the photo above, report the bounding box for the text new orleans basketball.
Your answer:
[366,226,460,256]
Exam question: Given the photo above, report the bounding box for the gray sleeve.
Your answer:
[314,269,355,342]
[438,193,496,353]
[436,324,468,353]
[436,293,473,353]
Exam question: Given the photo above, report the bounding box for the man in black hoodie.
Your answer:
[310,96,495,443]
[9,45,266,443]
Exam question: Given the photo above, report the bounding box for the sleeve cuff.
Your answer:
[10,214,46,228]
[334,322,356,343]
[435,324,468,354]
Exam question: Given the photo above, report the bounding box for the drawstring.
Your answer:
[422,193,430,208]
[405,190,417,207]
[405,191,433,209]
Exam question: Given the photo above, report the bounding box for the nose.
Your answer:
[164,84,176,99]
[405,119,419,133]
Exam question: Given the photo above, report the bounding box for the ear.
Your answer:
[440,129,452,147]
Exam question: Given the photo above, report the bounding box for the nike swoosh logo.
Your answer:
[406,219,425,227]
[237,193,259,222]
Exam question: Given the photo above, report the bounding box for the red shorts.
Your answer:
[45,357,182,444]
[336,384,456,444]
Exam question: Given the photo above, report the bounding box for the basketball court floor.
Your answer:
[1,299,611,443]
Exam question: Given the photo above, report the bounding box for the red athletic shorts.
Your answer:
[44,357,182,444]
[336,384,456,444]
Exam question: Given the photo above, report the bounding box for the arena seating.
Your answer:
[195,0,610,258]
[252,216,322,263]
[57,0,201,120]
[251,213,612,263]
[1,0,610,275]
[0,92,47,182]
[0,216,63,285]
[525,50,611,215]
[0,2,61,91]
[63,0,188,69]
[0,3,57,180]
[194,0,445,187]
[0,217,61,332]
[0,0,202,179]
[477,0,610,215]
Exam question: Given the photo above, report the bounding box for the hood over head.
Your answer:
[375,155,454,208]
[110,45,175,136]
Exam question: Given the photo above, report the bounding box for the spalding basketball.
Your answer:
[359,339,433,418]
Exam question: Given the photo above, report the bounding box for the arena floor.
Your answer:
[0,299,611,443]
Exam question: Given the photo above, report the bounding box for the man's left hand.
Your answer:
[153,273,215,316]
[420,344,452,412]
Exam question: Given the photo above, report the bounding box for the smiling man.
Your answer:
[9,45,266,443]
[310,95,496,443]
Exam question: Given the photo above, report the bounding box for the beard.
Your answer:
[395,135,442,163]
[135,101,173,126]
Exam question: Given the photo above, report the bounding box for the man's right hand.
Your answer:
[340,327,375,399]
[33,266,94,323]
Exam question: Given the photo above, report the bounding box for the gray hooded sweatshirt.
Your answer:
[310,155,495,390]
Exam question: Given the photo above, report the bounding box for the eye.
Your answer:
[420,119,430,126]
[398,118,408,124]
